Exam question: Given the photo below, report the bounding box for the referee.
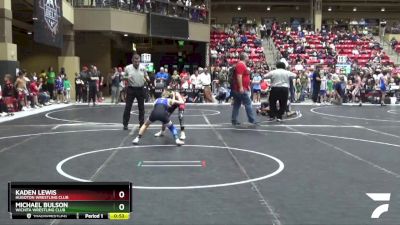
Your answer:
[123,54,150,130]
[264,62,296,122]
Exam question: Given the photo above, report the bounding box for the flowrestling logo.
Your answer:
[366,193,391,219]
[39,0,61,36]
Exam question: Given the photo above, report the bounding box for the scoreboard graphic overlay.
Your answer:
[8,182,132,220]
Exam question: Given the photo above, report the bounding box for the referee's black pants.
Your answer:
[269,87,289,119]
[123,86,145,128]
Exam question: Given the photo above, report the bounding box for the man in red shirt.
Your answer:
[231,53,258,126]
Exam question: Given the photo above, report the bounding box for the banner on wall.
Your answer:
[34,0,63,48]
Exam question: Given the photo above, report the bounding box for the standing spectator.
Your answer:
[295,78,302,102]
[231,53,258,126]
[122,54,150,130]
[64,76,71,103]
[326,74,334,103]
[312,67,321,103]
[75,72,84,103]
[55,74,64,104]
[111,67,122,104]
[289,74,296,103]
[378,71,388,106]
[88,66,99,106]
[47,66,56,101]
[352,73,362,105]
[252,70,262,103]
[94,66,104,103]
[199,67,213,103]
[80,66,89,103]
[264,62,296,122]
[319,73,327,104]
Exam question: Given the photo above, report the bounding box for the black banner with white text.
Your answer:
[34,0,63,48]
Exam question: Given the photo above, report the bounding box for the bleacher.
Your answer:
[210,30,265,67]
[274,30,394,67]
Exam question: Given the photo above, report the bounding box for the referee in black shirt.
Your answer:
[123,54,150,130]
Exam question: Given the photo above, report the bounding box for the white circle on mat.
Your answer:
[311,107,400,123]
[56,145,284,190]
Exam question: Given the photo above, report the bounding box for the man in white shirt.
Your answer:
[198,67,214,102]
[264,62,297,121]
[190,69,201,89]
[123,54,150,130]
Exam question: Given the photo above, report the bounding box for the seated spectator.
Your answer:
[2,74,17,114]
[215,82,227,103]
[38,78,51,106]
[0,83,10,116]
[29,76,40,108]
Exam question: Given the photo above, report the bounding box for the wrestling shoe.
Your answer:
[231,121,241,126]
[175,139,184,146]
[132,137,140,145]
[180,131,186,140]
[154,130,166,137]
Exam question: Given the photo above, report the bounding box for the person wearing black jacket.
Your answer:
[312,67,322,103]
[87,65,99,106]
[79,66,89,103]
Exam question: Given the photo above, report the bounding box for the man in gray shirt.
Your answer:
[264,62,296,121]
[123,54,150,130]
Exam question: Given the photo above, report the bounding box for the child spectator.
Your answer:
[63,76,71,103]
[29,76,40,108]
[15,71,29,110]
[320,74,327,104]
[326,75,334,103]
[55,75,64,104]
[252,71,262,103]
[295,78,302,102]
[216,83,227,104]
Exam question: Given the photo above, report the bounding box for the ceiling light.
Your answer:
[27,32,32,35]
[237,6,241,11]
[381,8,385,11]
[353,7,357,12]
[124,34,128,37]
[32,17,38,21]
[328,7,332,11]
[267,6,271,11]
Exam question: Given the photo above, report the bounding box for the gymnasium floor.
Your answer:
[1,103,400,225]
